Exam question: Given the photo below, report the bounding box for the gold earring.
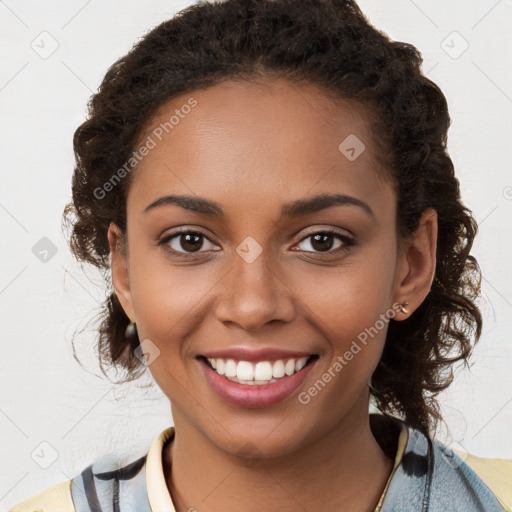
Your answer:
[399,302,409,314]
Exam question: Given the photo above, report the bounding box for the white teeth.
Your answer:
[206,356,313,384]
[295,357,308,372]
[284,359,295,376]
[237,361,254,380]
[224,359,237,378]
[272,360,285,378]
[254,361,273,380]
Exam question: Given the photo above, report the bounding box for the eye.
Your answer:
[159,229,220,255]
[159,227,356,258]
[294,229,355,254]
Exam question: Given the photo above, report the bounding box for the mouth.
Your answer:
[197,352,319,408]
[200,355,317,385]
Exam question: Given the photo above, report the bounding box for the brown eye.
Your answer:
[309,233,336,252]
[160,230,220,254]
[295,230,355,254]
[177,232,203,252]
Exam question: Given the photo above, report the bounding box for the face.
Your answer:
[109,77,437,459]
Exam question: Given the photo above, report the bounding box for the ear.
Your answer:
[393,208,437,319]
[107,222,136,322]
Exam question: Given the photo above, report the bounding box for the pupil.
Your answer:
[181,233,202,252]
[312,233,333,252]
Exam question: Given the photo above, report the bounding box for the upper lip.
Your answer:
[200,347,315,363]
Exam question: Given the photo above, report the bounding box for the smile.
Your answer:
[205,356,312,385]
[198,352,318,408]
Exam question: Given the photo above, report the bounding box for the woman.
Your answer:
[10,0,511,510]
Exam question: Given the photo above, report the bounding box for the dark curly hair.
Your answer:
[63,0,482,437]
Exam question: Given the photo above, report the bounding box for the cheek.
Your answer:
[129,258,211,347]
[300,241,396,337]
[294,276,395,414]
[125,246,232,402]
[295,275,391,388]
[296,239,397,385]
[126,254,207,401]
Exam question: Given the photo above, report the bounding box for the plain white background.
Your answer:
[1,0,511,508]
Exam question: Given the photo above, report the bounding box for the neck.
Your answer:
[164,400,394,512]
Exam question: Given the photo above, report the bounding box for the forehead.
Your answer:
[128,78,394,219]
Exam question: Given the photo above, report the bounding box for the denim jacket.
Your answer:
[376,416,509,511]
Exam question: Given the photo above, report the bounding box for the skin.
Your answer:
[108,78,437,511]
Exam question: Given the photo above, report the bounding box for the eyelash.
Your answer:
[158,228,356,258]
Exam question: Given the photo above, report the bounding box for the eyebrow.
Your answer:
[143,193,375,219]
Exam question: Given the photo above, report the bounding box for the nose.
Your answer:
[213,244,296,332]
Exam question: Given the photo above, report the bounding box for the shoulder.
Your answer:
[6,426,176,512]
[429,436,512,511]
[8,479,74,512]
[377,414,512,512]
[451,446,512,512]
[8,454,149,512]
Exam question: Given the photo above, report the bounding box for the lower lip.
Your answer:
[200,358,316,408]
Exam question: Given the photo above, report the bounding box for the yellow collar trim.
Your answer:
[146,426,176,512]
